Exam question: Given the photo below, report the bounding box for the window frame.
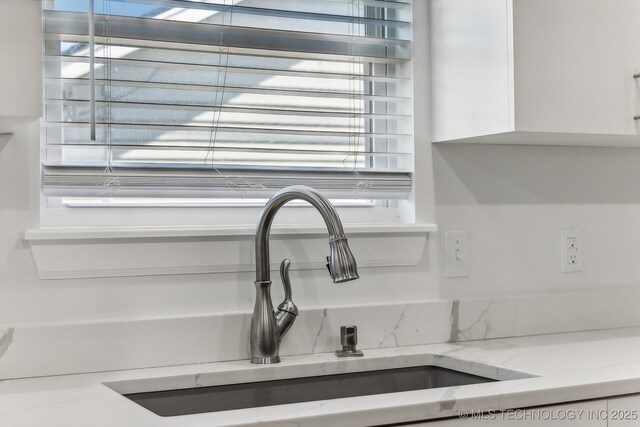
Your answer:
[39,0,424,230]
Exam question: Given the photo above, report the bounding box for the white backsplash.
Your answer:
[452,288,640,341]
[3,288,640,379]
[0,300,453,379]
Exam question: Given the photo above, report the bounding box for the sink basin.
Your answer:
[123,365,495,417]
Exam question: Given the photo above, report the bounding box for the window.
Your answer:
[42,0,414,227]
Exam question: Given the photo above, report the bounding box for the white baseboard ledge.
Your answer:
[23,223,437,279]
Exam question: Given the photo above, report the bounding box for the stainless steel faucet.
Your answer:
[250,185,360,364]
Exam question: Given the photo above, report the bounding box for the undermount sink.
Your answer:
[121,365,496,417]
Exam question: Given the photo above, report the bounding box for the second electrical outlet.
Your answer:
[560,228,582,273]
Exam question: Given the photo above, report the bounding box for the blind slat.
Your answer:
[42,166,412,199]
[46,55,409,83]
[45,34,409,64]
[101,0,411,28]
[44,11,411,60]
[46,121,409,138]
[49,99,409,120]
[47,78,410,101]
[44,143,411,157]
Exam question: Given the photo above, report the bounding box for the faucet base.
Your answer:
[335,349,364,358]
[250,356,281,364]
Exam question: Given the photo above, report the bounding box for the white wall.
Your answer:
[434,143,640,298]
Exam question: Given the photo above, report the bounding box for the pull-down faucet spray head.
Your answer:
[255,185,360,285]
[327,237,359,283]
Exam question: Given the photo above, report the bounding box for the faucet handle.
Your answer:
[281,259,292,301]
[276,259,298,316]
[275,259,298,340]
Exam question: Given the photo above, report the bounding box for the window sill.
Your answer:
[23,224,437,279]
[23,223,437,241]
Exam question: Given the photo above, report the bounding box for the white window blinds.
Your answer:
[42,0,413,200]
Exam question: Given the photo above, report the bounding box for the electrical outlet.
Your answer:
[560,228,582,273]
[445,231,469,278]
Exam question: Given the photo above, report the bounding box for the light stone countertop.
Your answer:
[4,326,640,426]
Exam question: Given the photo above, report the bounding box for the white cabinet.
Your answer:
[608,394,640,427]
[0,1,42,133]
[431,0,640,146]
[407,400,607,426]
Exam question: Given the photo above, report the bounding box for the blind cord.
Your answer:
[204,0,264,196]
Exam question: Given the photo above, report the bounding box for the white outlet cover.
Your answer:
[445,231,469,278]
[560,228,582,273]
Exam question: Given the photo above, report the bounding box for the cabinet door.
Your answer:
[0,1,42,132]
[432,0,640,144]
[514,0,640,136]
[608,394,640,427]
[431,0,516,142]
[405,400,607,426]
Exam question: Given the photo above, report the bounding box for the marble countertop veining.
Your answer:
[4,327,640,426]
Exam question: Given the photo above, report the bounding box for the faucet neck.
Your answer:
[254,186,345,282]
[250,279,281,364]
